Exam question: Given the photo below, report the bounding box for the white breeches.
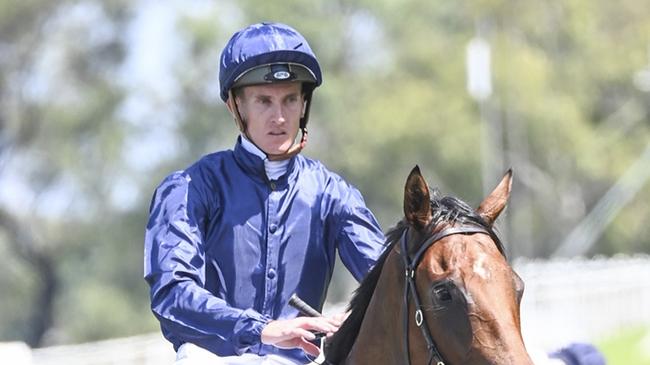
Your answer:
[173,343,317,365]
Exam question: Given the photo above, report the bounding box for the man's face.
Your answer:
[235,82,304,156]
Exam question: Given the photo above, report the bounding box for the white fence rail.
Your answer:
[517,255,650,349]
[3,255,650,364]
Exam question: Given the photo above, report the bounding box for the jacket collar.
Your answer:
[232,136,298,188]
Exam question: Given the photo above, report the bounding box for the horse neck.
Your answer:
[345,247,405,364]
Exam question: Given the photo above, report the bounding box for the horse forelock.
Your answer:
[426,189,506,258]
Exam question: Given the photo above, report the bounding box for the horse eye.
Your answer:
[433,284,452,302]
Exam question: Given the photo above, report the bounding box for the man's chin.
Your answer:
[262,144,292,156]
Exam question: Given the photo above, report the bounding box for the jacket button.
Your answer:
[267,269,276,279]
[269,224,278,233]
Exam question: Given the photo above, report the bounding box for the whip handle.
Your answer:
[289,294,321,317]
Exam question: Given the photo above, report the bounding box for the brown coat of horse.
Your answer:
[325,167,534,365]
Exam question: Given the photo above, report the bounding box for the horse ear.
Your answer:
[404,165,432,230]
[477,169,513,226]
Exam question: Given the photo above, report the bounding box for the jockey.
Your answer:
[144,22,386,365]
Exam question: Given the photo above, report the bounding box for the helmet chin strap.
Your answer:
[227,89,308,161]
[266,128,307,161]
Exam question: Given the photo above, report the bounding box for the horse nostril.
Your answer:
[433,284,452,301]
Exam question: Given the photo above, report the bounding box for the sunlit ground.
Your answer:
[598,326,650,365]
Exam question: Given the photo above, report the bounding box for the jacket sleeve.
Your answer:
[143,171,270,354]
[334,184,386,282]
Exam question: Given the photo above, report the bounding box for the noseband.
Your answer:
[399,225,490,365]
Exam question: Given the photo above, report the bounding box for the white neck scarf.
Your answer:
[240,135,290,180]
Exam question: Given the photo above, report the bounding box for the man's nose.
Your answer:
[271,104,286,124]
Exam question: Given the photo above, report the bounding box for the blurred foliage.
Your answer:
[0,0,649,347]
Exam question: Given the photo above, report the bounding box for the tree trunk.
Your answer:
[26,253,58,347]
[0,208,58,347]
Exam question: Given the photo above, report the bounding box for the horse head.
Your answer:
[402,166,532,365]
[326,167,533,365]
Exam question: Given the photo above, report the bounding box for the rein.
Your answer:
[399,225,490,365]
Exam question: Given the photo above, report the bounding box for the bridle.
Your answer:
[399,224,491,365]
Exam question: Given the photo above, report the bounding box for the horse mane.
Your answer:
[324,189,505,364]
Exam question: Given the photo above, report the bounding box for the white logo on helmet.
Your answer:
[273,71,291,80]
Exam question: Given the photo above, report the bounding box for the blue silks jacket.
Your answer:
[144,138,385,363]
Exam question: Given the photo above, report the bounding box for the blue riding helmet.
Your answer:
[219,22,322,159]
[219,22,322,102]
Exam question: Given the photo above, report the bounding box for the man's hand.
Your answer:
[260,316,342,356]
[329,311,350,324]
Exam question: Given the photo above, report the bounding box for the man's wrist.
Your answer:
[232,309,272,353]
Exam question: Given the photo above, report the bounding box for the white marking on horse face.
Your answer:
[473,253,490,280]
[452,271,476,305]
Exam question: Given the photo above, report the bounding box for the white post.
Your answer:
[466,36,501,197]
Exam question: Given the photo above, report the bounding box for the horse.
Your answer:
[323,166,534,365]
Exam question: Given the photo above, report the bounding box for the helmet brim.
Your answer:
[233,63,317,89]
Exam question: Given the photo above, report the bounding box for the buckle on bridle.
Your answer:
[415,309,424,327]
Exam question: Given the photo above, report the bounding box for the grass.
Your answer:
[597,326,650,365]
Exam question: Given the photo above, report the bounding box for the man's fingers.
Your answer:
[316,315,342,327]
[292,328,316,341]
[261,316,340,351]
[326,316,344,327]
[298,338,321,357]
[330,311,350,324]
[298,317,339,333]
[274,335,321,357]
